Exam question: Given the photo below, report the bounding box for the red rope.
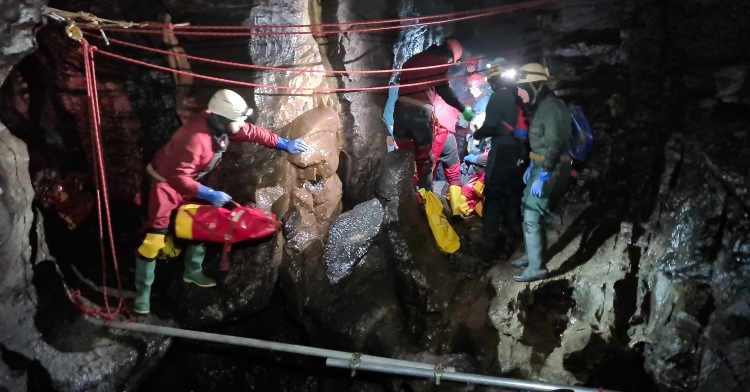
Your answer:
[159,2,543,31]
[84,33,457,75]
[93,47,458,92]
[85,29,602,81]
[89,0,559,37]
[76,38,126,321]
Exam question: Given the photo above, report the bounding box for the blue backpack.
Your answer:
[568,104,594,162]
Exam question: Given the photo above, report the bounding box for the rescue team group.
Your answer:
[133,38,569,315]
[387,39,573,283]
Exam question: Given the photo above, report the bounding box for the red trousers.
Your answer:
[431,126,461,187]
[145,181,183,231]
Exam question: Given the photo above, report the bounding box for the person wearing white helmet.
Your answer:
[133,89,309,314]
[510,63,573,283]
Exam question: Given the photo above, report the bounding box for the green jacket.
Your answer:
[528,93,572,172]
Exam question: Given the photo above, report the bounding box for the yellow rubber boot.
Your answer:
[448,185,464,217]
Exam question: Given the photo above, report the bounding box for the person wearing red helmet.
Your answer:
[462,73,492,158]
[393,39,473,192]
[453,60,487,161]
[467,73,491,116]
[451,58,480,105]
[467,73,483,87]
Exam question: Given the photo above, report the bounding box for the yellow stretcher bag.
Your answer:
[418,189,460,254]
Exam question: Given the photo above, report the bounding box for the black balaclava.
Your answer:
[437,43,455,63]
[518,82,550,109]
[488,75,514,92]
[206,112,232,150]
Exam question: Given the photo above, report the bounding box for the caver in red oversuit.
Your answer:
[393,39,473,192]
[133,89,309,315]
[430,94,465,216]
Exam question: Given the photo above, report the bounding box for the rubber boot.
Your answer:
[510,230,529,267]
[134,257,156,314]
[510,254,529,268]
[510,207,530,267]
[513,230,549,282]
[183,243,217,288]
[448,185,464,217]
[514,209,549,282]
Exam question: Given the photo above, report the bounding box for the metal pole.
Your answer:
[91,319,449,372]
[326,358,619,392]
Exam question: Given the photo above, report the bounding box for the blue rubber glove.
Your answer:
[523,161,534,184]
[514,128,528,140]
[531,170,551,197]
[276,137,310,154]
[198,185,232,207]
[462,106,474,122]
[464,154,479,165]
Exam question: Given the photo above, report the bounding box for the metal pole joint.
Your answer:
[350,353,362,377]
[434,364,445,385]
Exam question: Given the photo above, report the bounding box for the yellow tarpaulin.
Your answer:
[418,189,460,254]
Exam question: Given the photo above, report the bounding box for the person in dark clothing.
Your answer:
[468,62,528,255]
[393,39,473,191]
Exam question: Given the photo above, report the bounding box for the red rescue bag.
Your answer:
[175,204,281,271]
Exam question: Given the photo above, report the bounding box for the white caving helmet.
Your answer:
[208,89,253,122]
[516,63,550,84]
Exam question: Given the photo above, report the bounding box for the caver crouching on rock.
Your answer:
[134,89,309,314]
[510,64,573,283]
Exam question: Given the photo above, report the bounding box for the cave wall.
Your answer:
[322,0,393,209]
[0,0,43,303]
[487,0,750,391]
[1,2,172,392]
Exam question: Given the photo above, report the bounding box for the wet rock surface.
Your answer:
[484,1,750,388]
[324,199,384,283]
[3,260,171,392]
[164,236,284,327]
[632,139,750,392]
[375,150,460,337]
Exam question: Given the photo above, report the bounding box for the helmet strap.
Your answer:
[530,82,541,106]
[522,82,548,107]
